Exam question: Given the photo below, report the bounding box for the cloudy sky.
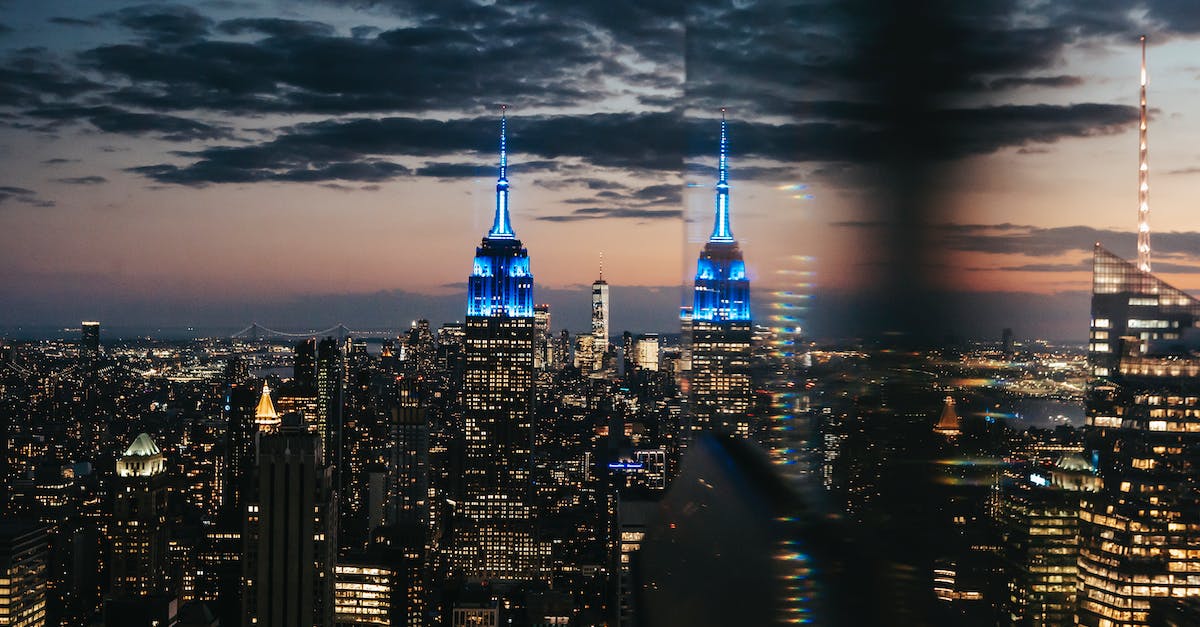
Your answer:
[2,0,1200,340]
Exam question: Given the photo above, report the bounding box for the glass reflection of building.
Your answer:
[1077,245,1200,626]
[450,110,541,581]
[688,113,754,439]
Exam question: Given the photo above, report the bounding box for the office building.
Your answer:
[109,434,170,598]
[633,334,660,372]
[688,113,754,438]
[591,265,610,373]
[80,321,100,356]
[243,414,336,627]
[0,522,48,627]
[1077,245,1200,626]
[451,110,540,581]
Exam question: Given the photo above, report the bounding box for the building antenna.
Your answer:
[1137,35,1151,272]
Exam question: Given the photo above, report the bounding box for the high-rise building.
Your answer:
[334,562,396,626]
[997,456,1093,627]
[451,109,540,581]
[221,381,258,519]
[295,339,317,392]
[105,434,176,627]
[242,413,337,627]
[317,337,345,475]
[253,381,280,433]
[0,522,49,627]
[1077,245,1200,626]
[80,321,100,356]
[591,263,610,373]
[634,334,660,372]
[108,434,170,598]
[534,304,552,370]
[688,113,754,438]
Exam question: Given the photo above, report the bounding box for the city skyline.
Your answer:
[6,2,1200,341]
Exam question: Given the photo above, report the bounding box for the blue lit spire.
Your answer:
[489,105,515,239]
[710,109,734,243]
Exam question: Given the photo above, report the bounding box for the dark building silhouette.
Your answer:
[242,413,336,627]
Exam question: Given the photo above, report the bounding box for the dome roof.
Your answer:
[123,433,161,458]
[1055,452,1094,472]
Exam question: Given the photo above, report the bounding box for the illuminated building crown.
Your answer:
[467,107,533,318]
[692,111,750,323]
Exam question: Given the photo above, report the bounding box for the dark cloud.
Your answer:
[52,176,107,185]
[0,49,100,108]
[975,75,1085,91]
[106,4,213,43]
[41,158,79,165]
[26,105,230,141]
[0,186,54,207]
[217,18,335,39]
[414,162,487,179]
[130,159,409,186]
[834,221,1200,263]
[48,17,99,27]
[125,102,1134,186]
[0,22,10,35]
[536,207,681,222]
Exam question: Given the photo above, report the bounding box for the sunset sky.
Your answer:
[3,1,1200,340]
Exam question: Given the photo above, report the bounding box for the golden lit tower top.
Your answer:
[934,395,961,437]
[1137,35,1151,273]
[254,381,280,431]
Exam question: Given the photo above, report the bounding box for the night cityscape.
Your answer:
[5,2,1200,626]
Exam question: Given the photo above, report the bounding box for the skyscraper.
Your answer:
[80,321,100,356]
[451,109,540,581]
[106,434,175,626]
[295,339,317,392]
[591,260,610,373]
[0,522,48,627]
[109,434,169,598]
[317,337,345,476]
[243,413,337,627]
[688,113,754,438]
[1077,246,1200,626]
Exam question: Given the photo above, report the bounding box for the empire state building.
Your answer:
[450,109,540,580]
[688,112,755,439]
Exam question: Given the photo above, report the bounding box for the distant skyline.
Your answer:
[4,1,1200,340]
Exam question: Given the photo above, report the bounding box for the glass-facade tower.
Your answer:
[1077,245,1200,626]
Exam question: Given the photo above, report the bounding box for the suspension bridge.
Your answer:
[230,323,396,340]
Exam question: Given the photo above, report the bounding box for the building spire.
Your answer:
[599,251,604,282]
[489,104,515,239]
[1137,35,1151,273]
[710,109,734,243]
[254,381,280,431]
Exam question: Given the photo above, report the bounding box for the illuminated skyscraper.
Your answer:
[1077,245,1200,626]
[317,337,344,475]
[534,304,552,370]
[0,522,48,627]
[109,434,169,598]
[688,113,754,438]
[591,260,610,373]
[451,109,540,580]
[105,434,175,626]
